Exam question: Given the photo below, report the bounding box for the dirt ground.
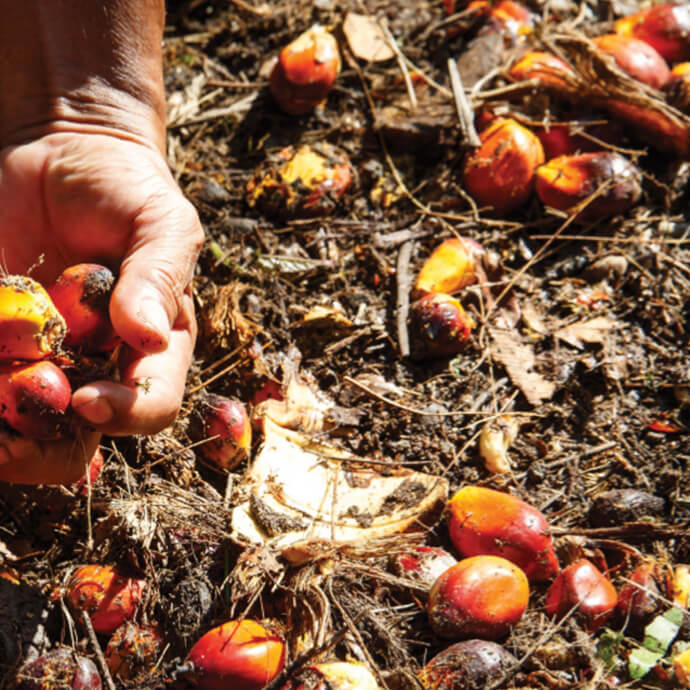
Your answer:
[1,0,689,688]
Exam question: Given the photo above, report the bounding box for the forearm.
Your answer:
[0,0,166,151]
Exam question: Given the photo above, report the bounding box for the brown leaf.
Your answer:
[554,316,617,349]
[343,13,395,62]
[490,327,556,406]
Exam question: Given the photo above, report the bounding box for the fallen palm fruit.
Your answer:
[616,561,665,631]
[0,360,71,440]
[270,25,340,115]
[615,3,690,63]
[447,485,559,581]
[589,488,665,526]
[47,264,118,353]
[191,394,252,470]
[535,120,625,160]
[462,117,545,215]
[592,34,670,89]
[66,564,146,635]
[507,51,575,93]
[675,648,690,687]
[12,647,102,689]
[418,639,517,690]
[413,237,484,298]
[479,415,519,474]
[391,545,458,590]
[408,293,475,360]
[666,62,690,111]
[673,563,690,608]
[545,559,618,632]
[246,144,351,219]
[281,661,380,690]
[0,275,66,361]
[427,555,529,640]
[187,619,286,690]
[105,622,164,680]
[535,152,642,222]
[70,448,105,495]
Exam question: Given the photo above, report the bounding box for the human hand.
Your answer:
[0,132,203,484]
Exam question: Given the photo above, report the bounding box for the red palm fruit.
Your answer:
[247,144,351,219]
[187,619,286,690]
[413,238,485,298]
[12,648,102,689]
[507,51,575,93]
[0,360,71,440]
[535,152,642,222]
[105,622,164,680]
[592,34,670,89]
[71,449,105,495]
[447,486,559,581]
[192,394,252,471]
[615,4,690,63]
[535,120,625,160]
[391,546,458,590]
[427,555,529,640]
[408,293,475,360]
[270,25,340,115]
[47,264,118,353]
[281,662,379,690]
[418,639,517,689]
[463,118,545,215]
[251,379,284,407]
[66,565,146,635]
[545,559,618,632]
[616,562,663,629]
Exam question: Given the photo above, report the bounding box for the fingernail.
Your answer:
[75,397,114,425]
[138,296,171,349]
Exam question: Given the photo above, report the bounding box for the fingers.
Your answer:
[72,290,196,436]
[0,429,100,485]
[109,187,204,355]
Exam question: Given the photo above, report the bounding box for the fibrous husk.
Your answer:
[231,418,448,565]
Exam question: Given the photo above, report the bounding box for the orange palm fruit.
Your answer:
[0,275,66,361]
[592,34,671,89]
[674,648,690,687]
[545,559,618,632]
[672,563,690,608]
[616,561,664,630]
[105,622,164,680]
[187,619,286,690]
[487,0,534,38]
[507,51,575,93]
[666,62,690,111]
[191,394,252,471]
[463,117,545,215]
[66,565,146,635]
[414,238,485,298]
[47,264,118,354]
[535,152,642,222]
[418,639,517,689]
[615,3,690,63]
[282,662,379,690]
[447,486,559,581]
[0,360,71,440]
[408,293,475,360]
[427,555,529,640]
[247,144,351,219]
[270,25,340,115]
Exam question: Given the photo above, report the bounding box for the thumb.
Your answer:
[110,193,204,353]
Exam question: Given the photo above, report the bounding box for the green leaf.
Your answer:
[628,607,684,680]
[598,628,624,668]
[628,646,663,680]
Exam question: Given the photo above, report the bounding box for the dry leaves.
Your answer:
[343,13,395,62]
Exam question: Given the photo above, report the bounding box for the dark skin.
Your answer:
[0,1,204,483]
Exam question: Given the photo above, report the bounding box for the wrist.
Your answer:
[0,0,166,151]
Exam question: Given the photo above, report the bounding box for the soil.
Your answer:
[1,0,690,688]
